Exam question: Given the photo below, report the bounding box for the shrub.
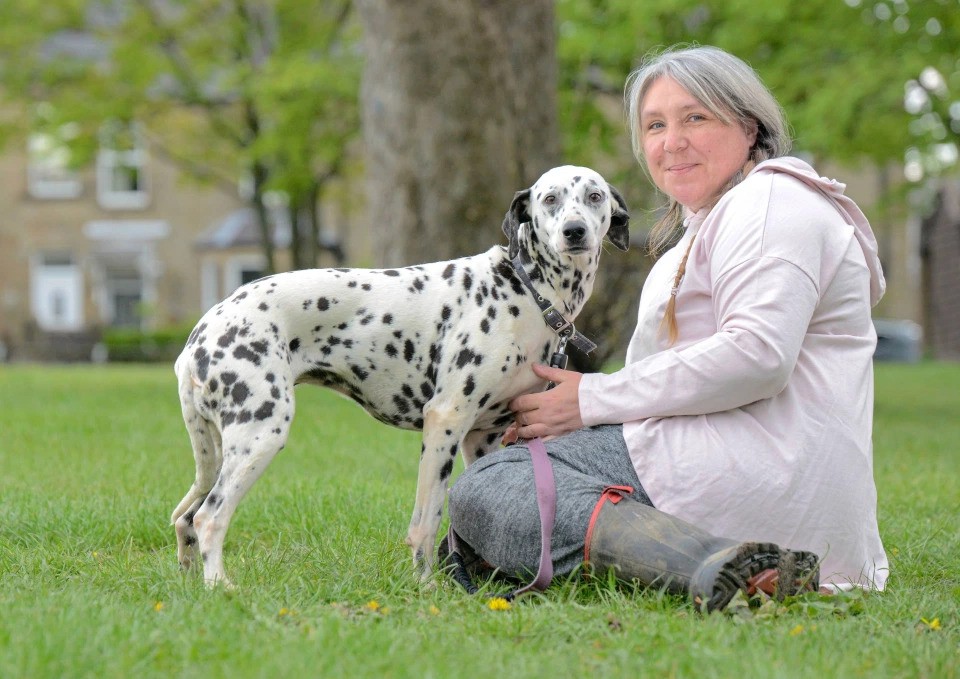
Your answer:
[101,324,193,363]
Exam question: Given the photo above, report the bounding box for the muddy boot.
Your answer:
[584,492,819,612]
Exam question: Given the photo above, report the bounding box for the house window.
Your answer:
[96,120,150,210]
[30,253,84,331]
[27,125,83,199]
[224,256,266,296]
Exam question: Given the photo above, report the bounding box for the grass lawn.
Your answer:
[0,361,957,678]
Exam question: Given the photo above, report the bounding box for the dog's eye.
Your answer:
[588,192,603,203]
[543,194,557,205]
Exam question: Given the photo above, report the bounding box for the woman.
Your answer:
[445,44,888,610]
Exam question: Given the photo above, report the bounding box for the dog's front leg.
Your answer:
[406,407,469,582]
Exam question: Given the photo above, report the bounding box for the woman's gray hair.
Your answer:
[625,45,792,252]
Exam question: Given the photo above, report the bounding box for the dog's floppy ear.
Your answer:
[501,188,531,259]
[605,184,630,251]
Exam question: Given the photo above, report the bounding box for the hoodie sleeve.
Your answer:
[579,254,818,423]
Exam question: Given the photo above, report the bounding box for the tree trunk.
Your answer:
[357,0,560,266]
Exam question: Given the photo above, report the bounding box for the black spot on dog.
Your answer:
[462,271,473,292]
[463,375,476,396]
[385,343,398,358]
[392,395,411,414]
[441,305,452,322]
[194,347,211,381]
[233,344,261,366]
[442,263,456,280]
[439,459,454,481]
[508,305,520,317]
[480,319,490,334]
[318,297,330,311]
[382,314,394,325]
[254,401,275,420]
[350,365,369,381]
[420,382,434,399]
[404,339,416,363]
[187,322,208,347]
[231,381,250,405]
[361,283,372,291]
[289,338,301,353]
[258,302,269,311]
[383,269,401,277]
[217,326,239,348]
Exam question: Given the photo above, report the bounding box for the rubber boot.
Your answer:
[585,494,820,612]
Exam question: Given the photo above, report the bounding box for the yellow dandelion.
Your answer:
[279,607,291,617]
[788,624,804,636]
[487,597,512,611]
[365,600,381,612]
[921,617,941,631]
[154,601,165,612]
[429,605,441,616]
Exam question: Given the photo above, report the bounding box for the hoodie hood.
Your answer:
[751,157,886,307]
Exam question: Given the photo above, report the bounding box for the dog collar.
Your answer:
[511,254,598,355]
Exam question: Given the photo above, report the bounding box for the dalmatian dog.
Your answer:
[171,165,630,587]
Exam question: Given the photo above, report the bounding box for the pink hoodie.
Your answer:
[579,157,888,591]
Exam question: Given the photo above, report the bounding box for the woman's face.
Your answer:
[639,76,757,212]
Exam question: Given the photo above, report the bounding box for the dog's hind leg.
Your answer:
[172,382,223,571]
[407,406,470,581]
[192,417,292,588]
[461,427,507,466]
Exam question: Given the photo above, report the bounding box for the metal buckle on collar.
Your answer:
[542,306,571,334]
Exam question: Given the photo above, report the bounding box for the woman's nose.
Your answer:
[663,125,687,153]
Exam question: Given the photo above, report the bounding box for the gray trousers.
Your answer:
[447,424,653,579]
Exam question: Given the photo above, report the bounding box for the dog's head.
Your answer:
[501,165,630,260]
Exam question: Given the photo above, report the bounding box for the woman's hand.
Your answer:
[505,363,584,442]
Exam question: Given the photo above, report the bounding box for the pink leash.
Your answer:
[444,436,557,598]
[510,436,556,595]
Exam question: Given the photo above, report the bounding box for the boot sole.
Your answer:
[698,544,822,612]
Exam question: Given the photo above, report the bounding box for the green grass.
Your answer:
[0,362,957,678]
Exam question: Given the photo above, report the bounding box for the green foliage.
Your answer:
[556,0,960,176]
[0,0,361,271]
[101,324,195,362]
[0,362,958,678]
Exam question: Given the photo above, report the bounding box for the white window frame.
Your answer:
[96,121,150,210]
[27,129,83,200]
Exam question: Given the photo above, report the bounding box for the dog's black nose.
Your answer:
[563,220,587,243]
